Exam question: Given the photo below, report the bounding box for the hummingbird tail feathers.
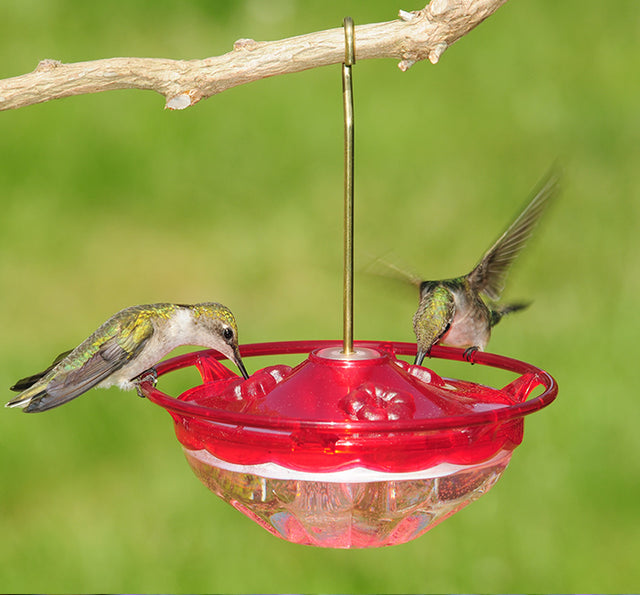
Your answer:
[5,385,83,413]
[5,388,44,411]
[10,374,45,393]
[9,349,73,393]
[490,301,531,327]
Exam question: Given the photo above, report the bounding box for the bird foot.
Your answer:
[463,346,479,364]
[134,367,158,398]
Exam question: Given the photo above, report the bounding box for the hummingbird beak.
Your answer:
[232,347,250,380]
[414,350,426,367]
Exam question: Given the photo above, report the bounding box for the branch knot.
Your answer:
[233,38,261,51]
[35,59,63,72]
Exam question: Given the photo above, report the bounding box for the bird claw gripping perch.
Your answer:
[463,346,479,364]
[135,367,158,398]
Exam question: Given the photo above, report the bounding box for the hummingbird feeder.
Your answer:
[139,18,558,548]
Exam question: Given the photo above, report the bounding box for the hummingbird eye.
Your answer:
[222,326,234,343]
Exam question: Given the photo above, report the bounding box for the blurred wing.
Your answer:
[364,254,423,288]
[467,169,560,300]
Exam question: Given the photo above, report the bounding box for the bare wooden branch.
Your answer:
[0,0,508,112]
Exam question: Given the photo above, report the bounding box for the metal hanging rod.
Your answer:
[342,16,356,355]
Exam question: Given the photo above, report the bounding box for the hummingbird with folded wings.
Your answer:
[7,302,249,413]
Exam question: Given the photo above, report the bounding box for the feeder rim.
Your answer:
[141,340,557,433]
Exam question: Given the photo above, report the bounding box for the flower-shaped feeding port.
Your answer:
[139,340,557,548]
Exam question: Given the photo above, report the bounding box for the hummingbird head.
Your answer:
[412,307,431,367]
[189,303,250,379]
[412,281,450,367]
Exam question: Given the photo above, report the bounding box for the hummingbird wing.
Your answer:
[8,308,155,412]
[467,170,560,301]
[10,349,73,392]
[364,254,423,288]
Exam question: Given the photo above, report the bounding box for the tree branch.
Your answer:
[0,0,508,112]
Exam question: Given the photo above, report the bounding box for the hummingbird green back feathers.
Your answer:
[7,302,248,413]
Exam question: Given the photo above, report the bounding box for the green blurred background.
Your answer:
[1,1,638,592]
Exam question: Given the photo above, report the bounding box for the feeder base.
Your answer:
[184,447,512,548]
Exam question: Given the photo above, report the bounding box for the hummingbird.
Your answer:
[377,171,559,366]
[6,302,250,413]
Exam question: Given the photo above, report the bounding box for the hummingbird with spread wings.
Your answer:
[7,302,249,413]
[377,171,559,365]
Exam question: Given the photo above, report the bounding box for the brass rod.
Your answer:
[342,17,355,355]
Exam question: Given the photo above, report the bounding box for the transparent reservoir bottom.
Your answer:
[183,447,512,548]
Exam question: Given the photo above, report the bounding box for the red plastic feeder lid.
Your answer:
[142,341,557,478]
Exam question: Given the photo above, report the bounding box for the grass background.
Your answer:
[1,1,639,592]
